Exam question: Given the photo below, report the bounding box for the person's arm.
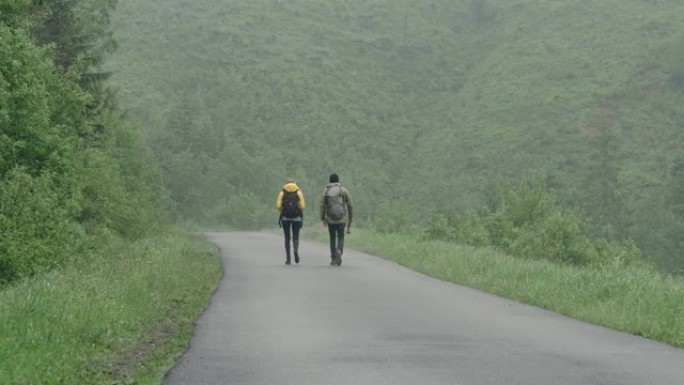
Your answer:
[320,191,327,223]
[344,188,354,222]
[297,190,306,212]
[276,191,284,228]
[276,191,284,212]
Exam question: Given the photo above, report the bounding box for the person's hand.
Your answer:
[278,217,282,228]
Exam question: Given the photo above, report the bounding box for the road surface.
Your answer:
[164,232,684,385]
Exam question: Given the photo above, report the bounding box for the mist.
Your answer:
[108,0,684,272]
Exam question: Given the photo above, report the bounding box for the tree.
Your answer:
[31,0,117,76]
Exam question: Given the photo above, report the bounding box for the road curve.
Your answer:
[164,232,684,385]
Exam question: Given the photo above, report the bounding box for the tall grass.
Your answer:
[0,234,221,385]
[313,228,684,348]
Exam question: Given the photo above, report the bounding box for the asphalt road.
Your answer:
[163,232,684,385]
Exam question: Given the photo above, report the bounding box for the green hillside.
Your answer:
[108,0,684,271]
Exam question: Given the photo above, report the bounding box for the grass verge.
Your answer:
[0,233,222,385]
[305,227,684,348]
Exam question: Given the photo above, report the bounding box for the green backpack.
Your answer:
[325,185,346,221]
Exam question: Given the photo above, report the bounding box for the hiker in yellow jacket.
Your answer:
[276,178,306,265]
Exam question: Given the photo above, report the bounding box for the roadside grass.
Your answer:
[0,234,221,385]
[305,228,684,348]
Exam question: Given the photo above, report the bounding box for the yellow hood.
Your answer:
[282,182,300,192]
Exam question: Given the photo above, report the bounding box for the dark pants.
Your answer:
[328,223,346,256]
[282,220,301,259]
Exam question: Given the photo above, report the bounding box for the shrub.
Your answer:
[420,183,646,267]
[454,211,491,247]
[509,210,594,265]
[424,212,455,241]
[592,237,647,269]
[485,185,601,265]
[484,184,556,249]
[0,169,83,284]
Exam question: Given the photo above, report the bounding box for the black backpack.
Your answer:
[282,190,302,218]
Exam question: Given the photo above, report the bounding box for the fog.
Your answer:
[108,0,684,271]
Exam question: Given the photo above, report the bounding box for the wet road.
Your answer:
[164,232,684,385]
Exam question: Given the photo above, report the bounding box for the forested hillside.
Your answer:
[108,0,684,271]
[0,0,165,285]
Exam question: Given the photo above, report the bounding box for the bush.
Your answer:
[484,184,556,249]
[509,210,594,265]
[486,185,599,265]
[454,211,491,247]
[424,212,455,241]
[77,140,165,239]
[424,210,491,247]
[0,169,83,284]
[420,183,646,267]
[592,237,647,270]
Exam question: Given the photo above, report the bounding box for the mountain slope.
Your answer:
[108,0,684,269]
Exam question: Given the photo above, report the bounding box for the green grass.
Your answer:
[5,223,679,385]
[306,227,684,348]
[0,234,221,385]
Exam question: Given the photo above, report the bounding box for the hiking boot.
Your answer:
[294,252,300,264]
[333,250,341,266]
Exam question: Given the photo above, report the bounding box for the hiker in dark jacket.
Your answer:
[276,178,306,265]
[320,173,353,266]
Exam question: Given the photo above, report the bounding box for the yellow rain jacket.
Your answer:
[276,182,306,219]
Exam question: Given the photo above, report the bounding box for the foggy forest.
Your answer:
[111,0,684,273]
[2,0,684,383]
